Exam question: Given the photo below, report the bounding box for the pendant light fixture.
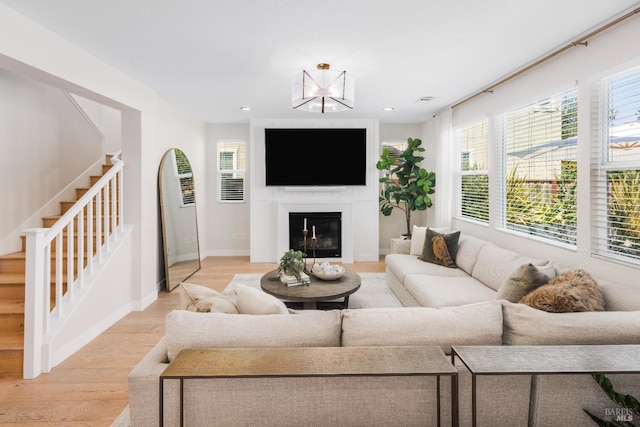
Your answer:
[292,63,354,113]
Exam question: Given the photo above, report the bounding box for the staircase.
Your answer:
[0,154,118,378]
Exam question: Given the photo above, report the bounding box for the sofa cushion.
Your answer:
[471,242,550,291]
[454,234,487,276]
[519,269,605,313]
[403,275,497,307]
[495,263,550,303]
[341,300,503,354]
[165,309,342,362]
[179,282,239,314]
[385,253,469,284]
[419,229,460,268]
[233,282,289,315]
[597,279,640,311]
[502,301,640,346]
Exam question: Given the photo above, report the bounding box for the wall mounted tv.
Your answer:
[265,128,367,186]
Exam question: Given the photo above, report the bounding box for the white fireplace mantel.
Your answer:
[249,118,380,263]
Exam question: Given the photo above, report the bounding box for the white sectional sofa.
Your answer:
[385,227,640,312]
[128,228,640,426]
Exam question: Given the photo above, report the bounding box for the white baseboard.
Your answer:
[203,249,251,257]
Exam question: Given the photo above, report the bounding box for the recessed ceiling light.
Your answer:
[383,107,395,111]
[240,106,251,111]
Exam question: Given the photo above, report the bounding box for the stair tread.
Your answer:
[0,252,25,260]
[0,273,25,285]
[0,331,24,350]
[42,214,119,220]
[0,299,24,315]
[1,251,87,262]
[0,270,72,283]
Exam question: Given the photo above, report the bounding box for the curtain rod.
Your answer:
[451,6,640,110]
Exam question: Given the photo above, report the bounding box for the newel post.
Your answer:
[23,228,48,379]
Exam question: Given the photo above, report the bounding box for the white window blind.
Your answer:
[218,140,246,202]
[173,149,195,206]
[457,119,489,223]
[591,67,640,265]
[501,88,578,246]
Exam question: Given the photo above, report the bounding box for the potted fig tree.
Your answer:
[376,137,436,238]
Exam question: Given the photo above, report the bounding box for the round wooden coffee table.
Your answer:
[260,269,361,310]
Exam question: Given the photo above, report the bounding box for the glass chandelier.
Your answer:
[292,63,354,113]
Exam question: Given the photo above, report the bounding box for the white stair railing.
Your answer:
[23,153,124,379]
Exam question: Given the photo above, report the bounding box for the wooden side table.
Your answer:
[160,346,459,427]
[451,345,640,427]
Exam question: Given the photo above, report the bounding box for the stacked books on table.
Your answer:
[280,272,311,287]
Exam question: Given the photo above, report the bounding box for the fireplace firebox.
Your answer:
[289,212,341,258]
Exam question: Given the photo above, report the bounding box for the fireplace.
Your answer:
[289,212,341,258]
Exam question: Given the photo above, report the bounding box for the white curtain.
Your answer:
[433,107,453,228]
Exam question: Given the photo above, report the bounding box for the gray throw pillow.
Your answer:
[495,263,549,303]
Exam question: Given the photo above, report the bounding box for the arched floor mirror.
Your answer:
[159,148,201,291]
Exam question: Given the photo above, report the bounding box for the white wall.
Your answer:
[449,15,640,288]
[0,3,207,315]
[205,123,251,256]
[204,122,431,257]
[0,68,103,251]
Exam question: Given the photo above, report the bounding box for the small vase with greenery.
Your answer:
[273,249,307,283]
[376,137,436,237]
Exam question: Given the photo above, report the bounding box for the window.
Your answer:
[217,140,246,202]
[457,119,489,223]
[173,148,194,206]
[381,140,407,163]
[592,67,640,265]
[501,88,578,246]
[379,139,408,183]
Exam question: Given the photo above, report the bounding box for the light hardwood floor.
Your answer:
[0,256,385,426]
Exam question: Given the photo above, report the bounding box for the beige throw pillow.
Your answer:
[179,282,239,314]
[234,282,289,315]
[409,226,427,255]
[495,263,549,303]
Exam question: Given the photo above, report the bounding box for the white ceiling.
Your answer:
[2,0,639,124]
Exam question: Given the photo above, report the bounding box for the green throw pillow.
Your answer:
[419,228,460,267]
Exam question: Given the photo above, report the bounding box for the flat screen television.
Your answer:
[265,128,367,186]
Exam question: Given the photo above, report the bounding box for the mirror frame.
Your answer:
[158,148,201,291]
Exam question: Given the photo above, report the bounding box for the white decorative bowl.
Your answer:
[313,270,345,281]
[311,263,345,281]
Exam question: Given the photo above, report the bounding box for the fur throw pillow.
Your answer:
[519,269,605,313]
